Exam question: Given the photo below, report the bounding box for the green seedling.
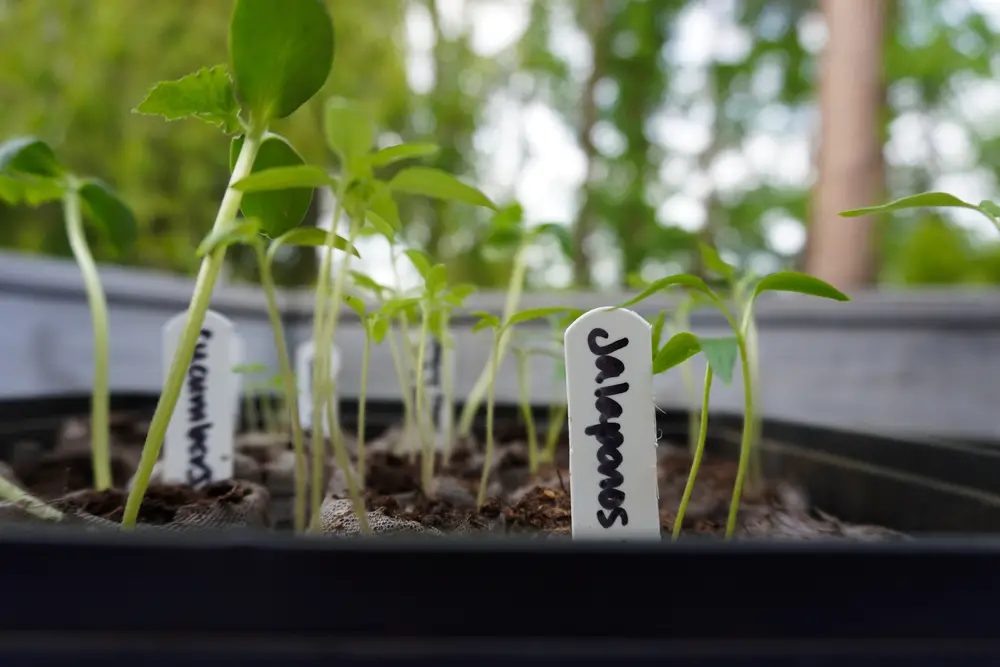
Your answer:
[122,0,336,529]
[0,137,137,492]
[457,206,573,438]
[616,269,849,538]
[232,362,270,432]
[840,191,1000,236]
[652,332,739,540]
[471,306,583,509]
[344,295,390,488]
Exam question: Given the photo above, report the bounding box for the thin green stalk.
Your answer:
[397,312,419,461]
[458,243,528,437]
[672,365,713,541]
[386,326,416,448]
[515,350,539,474]
[261,391,279,434]
[440,316,456,465]
[324,391,370,534]
[357,328,371,488]
[725,334,755,540]
[255,240,308,532]
[475,331,501,509]
[0,477,62,522]
[414,302,434,495]
[542,402,566,463]
[63,185,112,491]
[123,126,264,529]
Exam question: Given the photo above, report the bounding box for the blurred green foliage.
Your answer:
[1,0,999,288]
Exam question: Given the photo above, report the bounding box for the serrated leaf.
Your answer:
[368,143,438,167]
[839,192,980,217]
[266,227,359,263]
[506,307,580,329]
[699,336,739,385]
[404,248,433,278]
[231,134,312,237]
[617,274,715,309]
[425,263,447,295]
[344,295,367,319]
[231,165,333,192]
[751,271,850,303]
[533,222,573,259]
[698,242,736,282]
[0,174,63,206]
[229,0,334,122]
[653,332,702,374]
[472,312,500,332]
[133,65,241,134]
[389,167,497,210]
[324,98,374,167]
[371,316,390,343]
[78,179,137,253]
[197,218,262,256]
[0,137,63,177]
[650,311,666,359]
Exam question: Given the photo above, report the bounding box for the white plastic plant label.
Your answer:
[296,340,340,436]
[564,307,660,540]
[162,309,236,488]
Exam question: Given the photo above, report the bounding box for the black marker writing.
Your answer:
[584,327,630,528]
[186,328,214,488]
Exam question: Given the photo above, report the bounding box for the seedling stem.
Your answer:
[672,365,713,540]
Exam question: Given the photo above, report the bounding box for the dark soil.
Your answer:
[52,481,251,525]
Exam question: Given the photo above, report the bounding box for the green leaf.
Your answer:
[425,263,447,295]
[365,211,397,241]
[698,242,736,282]
[78,179,137,253]
[978,201,1000,219]
[653,333,702,374]
[427,307,446,339]
[0,137,63,177]
[368,143,438,168]
[751,271,850,303]
[0,174,63,206]
[505,307,581,330]
[382,296,420,318]
[197,218,262,256]
[231,165,333,192]
[231,134,312,237]
[650,311,666,358]
[232,362,269,375]
[839,192,980,217]
[350,270,390,295]
[404,248,433,278]
[699,336,739,385]
[133,65,241,134]
[444,282,477,307]
[617,274,715,309]
[533,222,573,259]
[371,316,390,344]
[344,295,367,319]
[472,312,500,332]
[267,227,359,259]
[229,0,334,122]
[369,182,401,229]
[323,98,374,167]
[389,167,497,210]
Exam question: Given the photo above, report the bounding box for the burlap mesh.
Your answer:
[318,497,443,536]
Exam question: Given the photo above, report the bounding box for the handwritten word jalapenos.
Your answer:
[585,327,630,528]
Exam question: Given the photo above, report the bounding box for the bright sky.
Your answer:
[319,0,1000,292]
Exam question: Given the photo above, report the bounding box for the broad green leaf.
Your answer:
[839,192,979,217]
[751,271,850,304]
[350,270,390,295]
[444,282,477,307]
[231,134,312,237]
[533,222,573,258]
[653,333,702,374]
[650,311,666,358]
[78,179,137,253]
[425,263,447,295]
[232,362,269,374]
[698,242,736,282]
[231,165,333,192]
[267,227,359,259]
[365,211,397,241]
[978,200,1000,220]
[389,167,497,210]
[506,307,581,329]
[323,98,374,167]
[369,182,401,229]
[404,248,433,278]
[699,336,739,385]
[617,274,715,309]
[229,0,334,122]
[427,307,446,339]
[382,296,420,318]
[472,312,500,333]
[371,316,390,344]
[197,218,262,256]
[0,174,63,206]
[344,295,366,319]
[0,137,63,177]
[368,143,438,168]
[133,65,241,134]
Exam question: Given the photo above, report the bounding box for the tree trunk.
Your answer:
[804,0,887,290]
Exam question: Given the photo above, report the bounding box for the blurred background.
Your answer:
[2,0,999,293]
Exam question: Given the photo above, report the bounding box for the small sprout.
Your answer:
[134,65,242,134]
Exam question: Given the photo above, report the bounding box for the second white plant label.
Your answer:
[564,307,660,540]
[162,309,236,488]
